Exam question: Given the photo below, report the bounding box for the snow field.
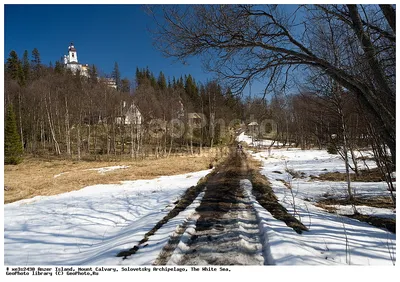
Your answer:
[241,178,396,265]
[4,170,211,265]
[248,147,396,265]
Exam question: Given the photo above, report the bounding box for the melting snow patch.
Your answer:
[86,165,130,174]
[53,172,70,178]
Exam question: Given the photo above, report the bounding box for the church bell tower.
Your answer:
[68,42,78,63]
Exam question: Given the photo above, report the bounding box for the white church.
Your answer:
[63,42,117,88]
[63,42,89,77]
[62,42,141,125]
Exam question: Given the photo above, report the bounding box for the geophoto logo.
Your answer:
[147,113,277,139]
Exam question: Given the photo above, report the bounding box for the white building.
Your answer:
[99,77,117,89]
[116,101,143,125]
[63,42,120,89]
[64,42,89,77]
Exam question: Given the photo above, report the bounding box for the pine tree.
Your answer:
[31,48,41,65]
[17,64,25,87]
[54,61,64,74]
[5,104,23,165]
[6,50,20,80]
[22,50,30,81]
[150,72,157,89]
[120,78,130,93]
[185,74,198,99]
[157,71,167,90]
[31,48,41,78]
[112,62,121,90]
[88,64,98,84]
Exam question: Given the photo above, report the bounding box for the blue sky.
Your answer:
[4,4,214,84]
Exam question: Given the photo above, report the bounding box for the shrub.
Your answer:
[327,143,338,155]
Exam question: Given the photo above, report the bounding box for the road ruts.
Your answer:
[159,151,268,265]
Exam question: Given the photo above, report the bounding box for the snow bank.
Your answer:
[4,170,211,265]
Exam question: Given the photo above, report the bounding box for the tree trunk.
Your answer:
[45,93,60,155]
[65,97,71,156]
[339,106,353,201]
[77,123,81,160]
[379,4,396,33]
[130,124,135,159]
[18,90,24,151]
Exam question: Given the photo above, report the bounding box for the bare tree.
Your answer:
[150,4,395,165]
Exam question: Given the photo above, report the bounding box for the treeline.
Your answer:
[4,45,395,196]
[247,81,395,196]
[150,4,395,200]
[4,49,245,161]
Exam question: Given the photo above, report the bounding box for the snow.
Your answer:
[53,166,130,178]
[247,143,395,265]
[237,132,290,147]
[242,179,395,265]
[53,172,70,178]
[166,188,265,265]
[251,147,395,211]
[4,170,211,265]
[85,165,130,174]
[119,191,206,265]
[3,138,396,266]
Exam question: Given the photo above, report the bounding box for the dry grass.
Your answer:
[4,148,229,204]
[317,169,385,182]
[315,198,396,234]
[314,202,339,213]
[245,153,308,234]
[346,214,395,233]
[317,196,395,209]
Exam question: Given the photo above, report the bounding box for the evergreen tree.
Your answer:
[54,61,64,74]
[157,71,167,90]
[150,72,157,89]
[120,78,131,93]
[31,48,41,65]
[145,67,150,79]
[5,104,23,165]
[112,62,121,90]
[22,50,30,81]
[177,76,184,88]
[167,77,172,89]
[6,51,26,86]
[31,48,41,77]
[185,74,198,98]
[6,50,20,80]
[172,77,177,88]
[88,64,98,84]
[17,64,25,87]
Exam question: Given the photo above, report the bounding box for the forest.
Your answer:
[5,50,382,159]
[4,44,393,181]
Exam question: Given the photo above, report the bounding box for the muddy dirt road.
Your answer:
[118,149,305,265]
